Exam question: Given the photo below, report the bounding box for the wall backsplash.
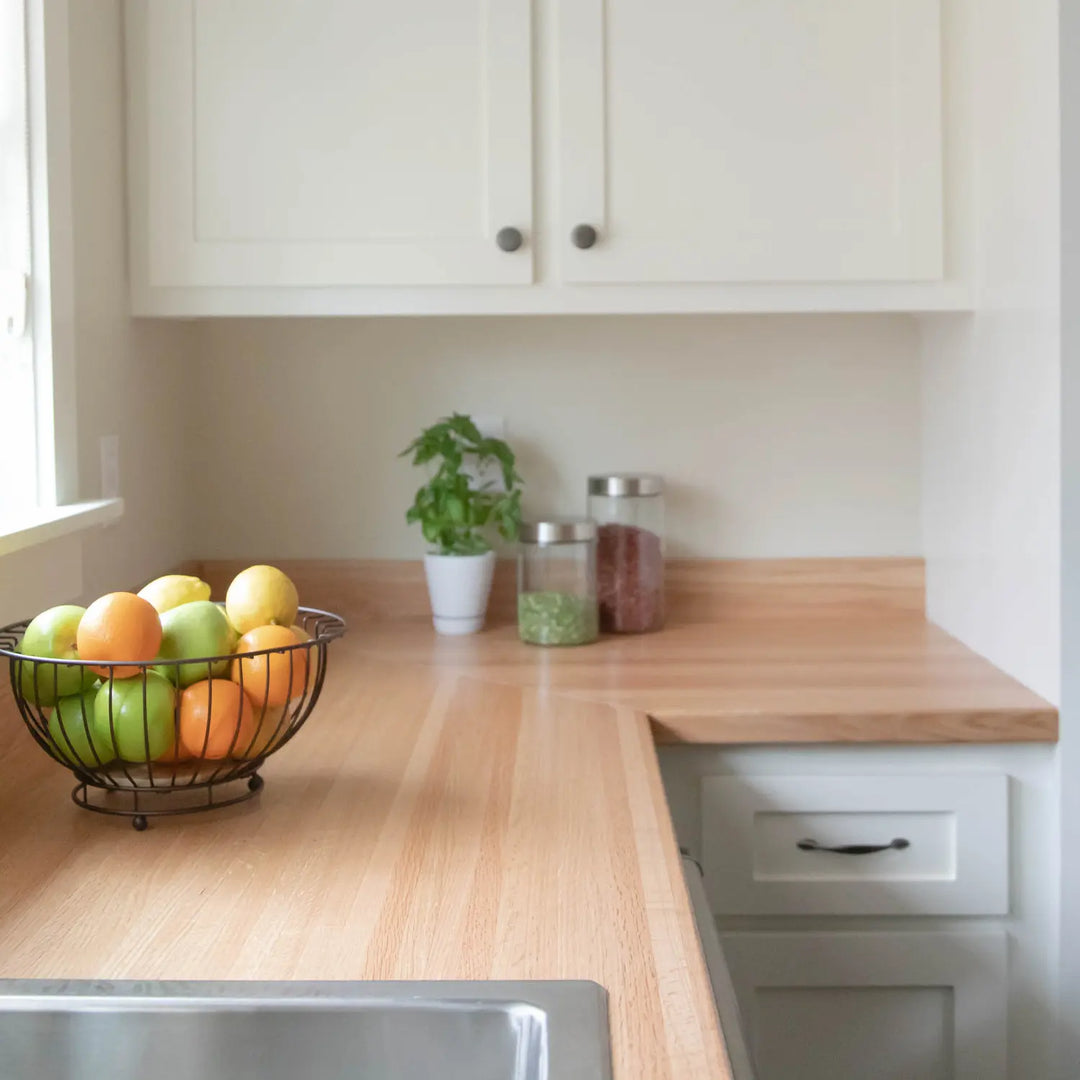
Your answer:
[188,314,921,560]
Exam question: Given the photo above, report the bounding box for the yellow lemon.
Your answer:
[225,565,299,635]
[137,574,211,614]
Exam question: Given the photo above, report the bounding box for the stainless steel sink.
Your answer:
[0,980,612,1080]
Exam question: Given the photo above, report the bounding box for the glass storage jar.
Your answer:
[517,519,599,646]
[587,474,665,633]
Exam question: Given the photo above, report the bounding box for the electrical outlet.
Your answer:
[100,435,120,499]
[466,415,508,492]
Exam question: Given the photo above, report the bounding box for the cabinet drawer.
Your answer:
[721,931,1008,1080]
[701,774,1008,916]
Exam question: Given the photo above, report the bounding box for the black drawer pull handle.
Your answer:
[797,837,910,856]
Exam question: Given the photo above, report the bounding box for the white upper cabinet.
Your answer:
[557,0,944,284]
[126,0,957,315]
[127,0,533,289]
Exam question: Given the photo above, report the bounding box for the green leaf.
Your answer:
[446,495,466,524]
[402,413,525,549]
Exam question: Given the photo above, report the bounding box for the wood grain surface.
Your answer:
[191,556,926,623]
[0,559,1056,1080]
[0,649,731,1079]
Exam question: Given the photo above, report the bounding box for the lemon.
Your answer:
[137,574,211,614]
[225,565,299,635]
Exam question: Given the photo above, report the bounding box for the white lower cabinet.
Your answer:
[721,930,1007,1080]
[659,744,1058,1080]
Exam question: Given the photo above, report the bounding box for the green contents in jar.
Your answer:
[517,591,598,646]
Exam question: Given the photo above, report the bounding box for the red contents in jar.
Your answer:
[596,523,664,633]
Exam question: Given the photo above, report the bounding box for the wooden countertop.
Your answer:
[0,563,1057,1080]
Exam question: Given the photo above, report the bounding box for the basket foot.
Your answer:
[247,773,264,793]
[132,815,148,832]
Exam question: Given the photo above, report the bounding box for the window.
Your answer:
[0,0,120,566]
[0,0,36,518]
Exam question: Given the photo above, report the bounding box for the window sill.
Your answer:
[0,498,124,557]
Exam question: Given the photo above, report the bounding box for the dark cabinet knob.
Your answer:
[496,227,524,252]
[571,224,598,249]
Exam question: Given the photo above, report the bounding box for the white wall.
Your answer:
[188,314,922,560]
[68,0,191,597]
[1056,0,1080,1071]
[920,0,1061,704]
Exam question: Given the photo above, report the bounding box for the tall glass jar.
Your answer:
[587,474,665,633]
[517,519,599,646]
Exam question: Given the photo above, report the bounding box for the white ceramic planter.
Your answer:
[423,551,497,635]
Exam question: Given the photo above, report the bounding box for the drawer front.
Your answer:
[701,774,1008,916]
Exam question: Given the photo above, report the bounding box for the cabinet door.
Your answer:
[127,0,532,288]
[557,0,943,284]
[722,931,1007,1080]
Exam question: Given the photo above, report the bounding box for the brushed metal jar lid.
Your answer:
[519,517,598,545]
[587,473,665,497]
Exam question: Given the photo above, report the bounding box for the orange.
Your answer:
[234,701,289,760]
[178,679,256,760]
[156,740,193,764]
[77,592,162,679]
[230,625,308,707]
[156,714,193,763]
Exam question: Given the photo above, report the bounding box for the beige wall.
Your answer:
[921,0,1060,704]
[68,0,192,597]
[189,314,921,559]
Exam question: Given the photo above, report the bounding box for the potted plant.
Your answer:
[400,414,523,635]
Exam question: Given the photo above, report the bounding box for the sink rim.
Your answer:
[0,978,613,1080]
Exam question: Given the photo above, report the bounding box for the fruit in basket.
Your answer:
[225,565,299,635]
[48,687,116,767]
[153,601,238,687]
[178,679,257,760]
[16,605,96,705]
[137,574,211,614]
[155,736,192,764]
[230,625,308,707]
[233,702,288,759]
[93,671,176,761]
[77,593,163,679]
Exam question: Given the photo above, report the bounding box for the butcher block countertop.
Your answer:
[0,559,1057,1080]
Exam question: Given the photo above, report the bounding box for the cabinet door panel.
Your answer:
[722,931,1007,1080]
[130,0,532,287]
[757,986,952,1080]
[558,0,943,284]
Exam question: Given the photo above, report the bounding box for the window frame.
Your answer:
[0,0,123,557]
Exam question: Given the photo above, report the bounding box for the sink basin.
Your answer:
[0,980,611,1080]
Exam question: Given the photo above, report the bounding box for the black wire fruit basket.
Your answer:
[0,607,346,829]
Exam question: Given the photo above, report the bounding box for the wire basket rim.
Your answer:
[0,605,346,667]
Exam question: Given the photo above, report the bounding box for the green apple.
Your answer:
[48,687,116,767]
[152,601,237,687]
[93,671,176,762]
[17,605,96,705]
